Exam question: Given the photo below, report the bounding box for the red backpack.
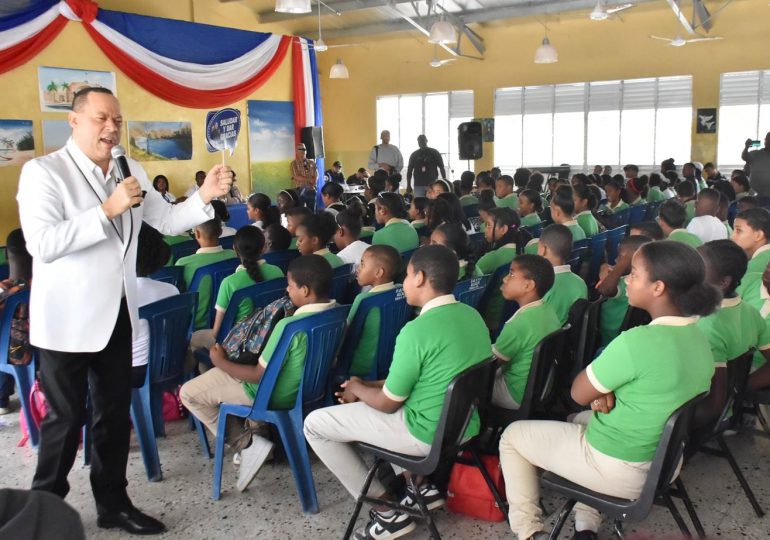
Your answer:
[18,379,48,447]
[446,451,507,522]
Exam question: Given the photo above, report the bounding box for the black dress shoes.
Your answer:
[97,506,167,535]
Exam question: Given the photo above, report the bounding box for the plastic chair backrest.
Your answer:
[628,204,647,226]
[712,350,754,434]
[564,299,590,378]
[250,305,349,414]
[220,236,235,250]
[606,225,628,265]
[620,306,651,332]
[337,287,412,380]
[463,203,480,218]
[644,201,662,221]
[0,263,8,281]
[225,203,250,229]
[518,326,570,418]
[215,278,289,343]
[139,292,197,388]
[523,222,543,239]
[575,297,607,372]
[188,258,240,328]
[587,232,608,286]
[453,274,491,310]
[331,263,354,303]
[568,246,588,275]
[607,208,631,228]
[0,288,29,372]
[149,266,185,290]
[169,239,199,263]
[468,232,486,253]
[262,250,300,274]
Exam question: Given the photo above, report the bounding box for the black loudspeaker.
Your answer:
[301,126,325,159]
[458,121,483,160]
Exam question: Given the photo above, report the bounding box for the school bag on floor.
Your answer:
[221,296,296,365]
[446,451,507,522]
[18,379,48,447]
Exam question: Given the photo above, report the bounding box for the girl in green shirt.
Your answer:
[408,196,428,229]
[573,184,600,238]
[603,178,629,214]
[296,213,345,268]
[518,189,543,229]
[430,223,481,281]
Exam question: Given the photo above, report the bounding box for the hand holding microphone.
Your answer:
[101,145,145,219]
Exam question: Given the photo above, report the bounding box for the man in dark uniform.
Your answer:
[406,134,446,197]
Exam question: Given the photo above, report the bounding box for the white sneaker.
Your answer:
[236,435,274,492]
[354,509,416,540]
[233,452,241,467]
[0,406,10,416]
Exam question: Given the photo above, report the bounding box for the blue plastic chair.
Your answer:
[169,239,199,263]
[587,231,608,287]
[523,222,544,239]
[336,286,412,381]
[0,263,8,281]
[644,201,663,221]
[149,266,185,290]
[482,263,518,340]
[453,274,491,310]
[463,203,480,218]
[211,305,350,513]
[331,264,354,303]
[606,208,631,229]
[728,201,738,227]
[0,289,37,447]
[131,292,197,481]
[220,236,235,250]
[187,258,240,329]
[606,225,629,266]
[468,232,486,253]
[628,204,647,226]
[262,250,300,274]
[225,203,250,229]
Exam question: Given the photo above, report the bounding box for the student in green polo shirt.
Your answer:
[285,206,312,250]
[518,189,543,228]
[732,208,770,309]
[526,186,586,255]
[573,184,600,238]
[304,245,491,540]
[372,192,419,253]
[676,180,697,225]
[495,174,519,210]
[181,255,337,493]
[499,240,718,540]
[658,198,703,248]
[430,223,481,281]
[296,213,345,268]
[538,224,588,325]
[492,254,561,409]
[602,178,629,214]
[175,218,237,329]
[459,172,479,207]
[749,264,770,391]
[408,197,428,230]
[346,245,401,376]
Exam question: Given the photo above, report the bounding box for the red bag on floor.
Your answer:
[446,451,507,522]
[18,379,49,447]
[161,388,186,422]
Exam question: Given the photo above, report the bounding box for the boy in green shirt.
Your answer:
[732,208,770,310]
[458,171,479,207]
[304,245,491,540]
[492,254,561,409]
[180,255,337,493]
[296,213,346,268]
[538,224,588,325]
[372,192,419,253]
[495,174,519,210]
[525,186,586,255]
[658,199,702,248]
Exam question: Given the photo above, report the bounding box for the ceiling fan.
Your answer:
[429,44,456,67]
[589,0,635,20]
[649,34,724,46]
[304,0,362,52]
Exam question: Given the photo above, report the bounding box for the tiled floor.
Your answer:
[2,398,770,539]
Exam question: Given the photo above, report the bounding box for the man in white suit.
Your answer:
[16,87,234,535]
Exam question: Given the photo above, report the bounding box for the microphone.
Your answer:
[111,145,144,208]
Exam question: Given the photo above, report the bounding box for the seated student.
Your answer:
[437,192,474,234]
[657,199,702,248]
[134,224,180,385]
[499,240,717,540]
[544,185,587,244]
[430,223,481,280]
[732,208,770,309]
[347,167,369,186]
[458,171,479,207]
[526,172,545,194]
[345,245,401,377]
[0,229,32,414]
[296,213,346,268]
[676,180,697,225]
[476,191,497,233]
[321,182,346,216]
[372,192,419,253]
[181,255,336,491]
[285,206,313,250]
[495,174,519,210]
[427,178,451,200]
[572,184,599,238]
[385,174,401,194]
[364,171,388,225]
[749,263,770,391]
[716,191,733,237]
[687,188,728,243]
[602,178,629,214]
[625,177,648,206]
[595,235,652,346]
[647,173,668,202]
[695,240,770,425]
[334,208,370,271]
[303,245,492,539]
[514,168,532,194]
[175,218,237,329]
[408,197,428,230]
[277,189,301,228]
[491,255,561,409]
[737,195,759,214]
[476,171,495,194]
[537,224,588,325]
[630,221,664,241]
[210,200,236,238]
[732,173,752,201]
[246,193,280,231]
[518,189,543,228]
[263,223,292,254]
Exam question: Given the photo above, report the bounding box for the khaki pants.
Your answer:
[303,402,431,499]
[491,367,520,409]
[499,414,650,538]
[179,367,254,451]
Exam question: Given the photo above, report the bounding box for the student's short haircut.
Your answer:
[513,168,531,188]
[263,223,292,250]
[497,175,514,187]
[363,244,401,281]
[551,185,575,216]
[735,208,770,241]
[477,173,494,190]
[335,209,362,236]
[136,223,171,277]
[411,196,428,215]
[210,199,230,222]
[698,239,748,296]
[630,221,664,241]
[540,224,573,262]
[620,234,653,255]
[385,174,401,190]
[71,86,113,111]
[737,196,759,210]
[367,172,387,194]
[408,244,458,294]
[321,182,344,199]
[299,212,338,244]
[357,167,367,174]
[717,191,730,212]
[675,180,696,199]
[196,218,222,239]
[287,254,332,299]
[732,174,751,191]
[527,172,545,191]
[286,206,313,225]
[697,187,720,205]
[459,171,475,193]
[658,199,687,229]
[712,181,736,203]
[513,254,555,298]
[6,228,28,257]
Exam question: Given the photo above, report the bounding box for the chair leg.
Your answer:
[275,415,319,514]
[192,414,213,458]
[129,388,162,482]
[675,478,706,538]
[662,493,692,537]
[343,458,382,540]
[408,475,441,540]
[613,520,624,539]
[211,409,230,500]
[468,447,508,517]
[754,403,770,438]
[716,435,764,517]
[547,499,576,540]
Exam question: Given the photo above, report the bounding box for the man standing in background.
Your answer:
[290,142,318,210]
[368,130,403,175]
[406,134,446,197]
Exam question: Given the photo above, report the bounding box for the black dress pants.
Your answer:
[31,299,133,515]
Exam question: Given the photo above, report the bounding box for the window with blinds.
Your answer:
[375,90,473,179]
[494,76,692,172]
[717,70,770,167]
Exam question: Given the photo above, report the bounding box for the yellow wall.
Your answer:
[316,0,770,176]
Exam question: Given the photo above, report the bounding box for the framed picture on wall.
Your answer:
[38,66,117,113]
[127,121,193,161]
[696,108,717,134]
[0,119,34,167]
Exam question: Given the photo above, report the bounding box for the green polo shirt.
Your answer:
[576,212,599,238]
[756,297,770,368]
[586,317,714,462]
[176,247,237,329]
[347,283,397,376]
[411,219,426,230]
[458,260,484,281]
[460,195,479,207]
[520,213,541,228]
[647,187,666,202]
[372,219,419,253]
[384,297,492,444]
[724,221,733,237]
[542,266,588,325]
[684,200,696,225]
[477,244,518,328]
[492,300,561,404]
[565,221,587,243]
[314,248,345,269]
[736,245,770,301]
[697,297,770,367]
[667,229,702,248]
[243,301,337,409]
[600,278,629,347]
[605,201,629,214]
[215,262,285,323]
[495,193,519,210]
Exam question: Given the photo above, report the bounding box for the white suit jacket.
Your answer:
[17,138,213,353]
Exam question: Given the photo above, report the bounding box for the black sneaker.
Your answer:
[400,482,446,511]
[354,509,417,540]
[573,530,598,540]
